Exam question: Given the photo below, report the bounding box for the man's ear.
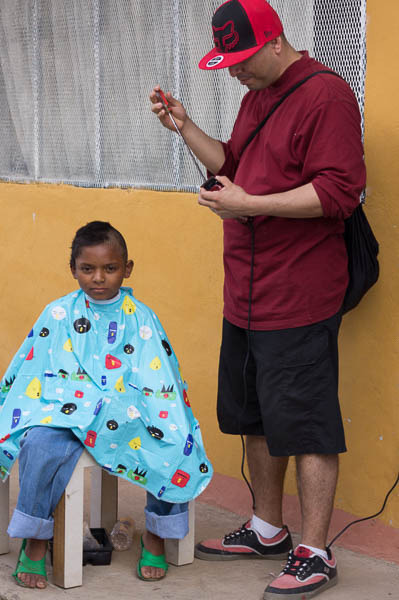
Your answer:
[125,260,134,278]
[270,35,283,54]
[70,265,78,280]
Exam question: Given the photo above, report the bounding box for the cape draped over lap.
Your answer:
[0,288,213,503]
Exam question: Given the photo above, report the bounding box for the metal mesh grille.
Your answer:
[0,0,366,191]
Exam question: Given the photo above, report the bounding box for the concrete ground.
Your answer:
[0,474,398,600]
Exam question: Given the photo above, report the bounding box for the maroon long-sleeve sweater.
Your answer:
[218,52,366,330]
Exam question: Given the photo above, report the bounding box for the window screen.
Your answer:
[0,0,366,191]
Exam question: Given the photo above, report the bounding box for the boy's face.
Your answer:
[71,242,133,301]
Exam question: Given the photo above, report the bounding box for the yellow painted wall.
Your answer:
[0,0,398,529]
[286,0,399,527]
[336,0,398,526]
[0,184,225,482]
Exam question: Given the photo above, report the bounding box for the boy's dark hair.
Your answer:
[70,221,128,268]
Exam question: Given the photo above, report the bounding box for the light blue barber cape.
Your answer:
[0,288,212,503]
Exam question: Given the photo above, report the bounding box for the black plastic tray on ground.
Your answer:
[83,528,113,566]
[49,527,113,566]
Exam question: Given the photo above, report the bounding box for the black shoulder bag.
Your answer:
[239,70,379,315]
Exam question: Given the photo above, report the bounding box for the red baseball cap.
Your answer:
[199,0,283,70]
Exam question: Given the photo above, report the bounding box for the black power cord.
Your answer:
[240,218,256,511]
[238,219,398,546]
[327,471,399,548]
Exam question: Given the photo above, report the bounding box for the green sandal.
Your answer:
[137,536,169,582]
[12,539,48,588]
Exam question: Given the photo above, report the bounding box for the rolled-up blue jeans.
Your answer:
[7,427,188,540]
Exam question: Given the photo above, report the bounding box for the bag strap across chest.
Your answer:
[239,69,342,158]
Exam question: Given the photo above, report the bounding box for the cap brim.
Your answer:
[198,43,264,70]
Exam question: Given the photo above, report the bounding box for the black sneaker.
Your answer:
[263,545,338,599]
[194,521,292,561]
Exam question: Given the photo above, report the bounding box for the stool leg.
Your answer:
[90,468,118,532]
[0,477,10,554]
[165,500,195,566]
[53,463,84,588]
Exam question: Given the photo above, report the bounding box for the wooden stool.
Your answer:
[0,476,9,555]
[0,450,195,588]
[52,450,118,587]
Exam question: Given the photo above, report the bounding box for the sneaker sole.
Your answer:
[263,575,338,600]
[195,548,291,562]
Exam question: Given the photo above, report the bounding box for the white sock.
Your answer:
[299,544,329,560]
[251,514,283,539]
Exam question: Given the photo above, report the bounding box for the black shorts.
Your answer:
[217,314,346,457]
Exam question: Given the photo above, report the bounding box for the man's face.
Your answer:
[228,42,281,90]
[71,242,133,301]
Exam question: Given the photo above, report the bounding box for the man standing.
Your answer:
[151,1,365,598]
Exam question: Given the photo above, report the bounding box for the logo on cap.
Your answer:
[213,21,239,52]
[206,55,225,68]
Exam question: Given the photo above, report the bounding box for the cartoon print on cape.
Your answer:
[0,288,213,502]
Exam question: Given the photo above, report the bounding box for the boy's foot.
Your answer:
[14,539,48,588]
[195,521,292,561]
[263,545,338,599]
[138,531,167,580]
